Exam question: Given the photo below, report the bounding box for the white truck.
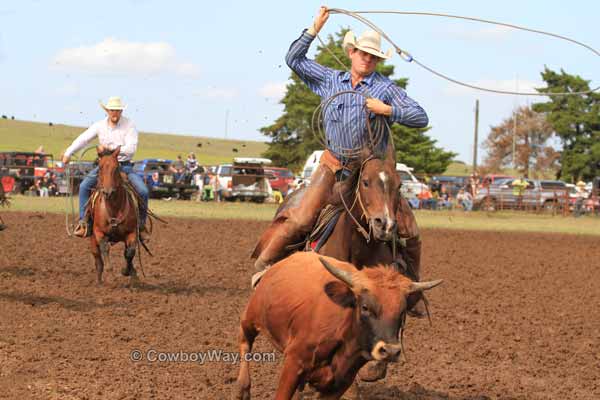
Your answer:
[300,151,427,197]
[215,157,272,202]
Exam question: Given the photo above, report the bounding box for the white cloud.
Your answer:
[442,79,544,96]
[193,87,239,100]
[51,38,200,78]
[258,81,288,100]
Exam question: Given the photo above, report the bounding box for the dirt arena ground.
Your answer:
[0,211,599,400]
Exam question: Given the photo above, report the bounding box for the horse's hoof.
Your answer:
[232,386,250,400]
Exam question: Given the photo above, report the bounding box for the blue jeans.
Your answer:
[79,165,149,226]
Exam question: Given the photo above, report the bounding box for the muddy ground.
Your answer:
[0,212,598,399]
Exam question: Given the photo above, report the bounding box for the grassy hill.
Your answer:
[0,118,485,176]
[0,118,268,166]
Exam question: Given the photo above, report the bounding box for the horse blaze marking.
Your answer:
[379,172,391,219]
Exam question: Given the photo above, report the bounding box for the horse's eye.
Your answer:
[362,179,369,187]
[361,304,370,313]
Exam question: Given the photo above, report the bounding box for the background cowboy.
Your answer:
[61,97,150,240]
[253,6,429,276]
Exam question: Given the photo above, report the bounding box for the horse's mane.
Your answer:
[98,148,118,158]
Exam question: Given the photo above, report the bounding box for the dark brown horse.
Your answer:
[255,143,411,272]
[90,147,139,285]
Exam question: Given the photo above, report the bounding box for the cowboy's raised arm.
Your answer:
[285,6,332,97]
[120,119,138,161]
[387,85,429,128]
[63,122,100,161]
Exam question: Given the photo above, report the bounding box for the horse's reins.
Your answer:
[337,155,374,242]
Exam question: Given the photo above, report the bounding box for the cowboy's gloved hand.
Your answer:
[308,6,329,36]
[366,98,392,116]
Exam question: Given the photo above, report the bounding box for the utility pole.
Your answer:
[224,109,229,139]
[473,99,479,174]
[512,75,519,170]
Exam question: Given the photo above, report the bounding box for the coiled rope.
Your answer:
[65,145,97,236]
[326,8,600,96]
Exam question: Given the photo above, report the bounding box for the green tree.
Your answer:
[532,67,600,181]
[261,29,455,174]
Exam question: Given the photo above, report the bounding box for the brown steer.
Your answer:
[234,252,442,399]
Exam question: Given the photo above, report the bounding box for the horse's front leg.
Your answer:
[90,235,104,285]
[122,232,138,285]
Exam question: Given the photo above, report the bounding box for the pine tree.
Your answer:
[532,68,600,181]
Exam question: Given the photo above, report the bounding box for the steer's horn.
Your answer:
[319,257,354,288]
[408,279,443,294]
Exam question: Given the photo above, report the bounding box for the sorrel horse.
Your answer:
[90,147,140,284]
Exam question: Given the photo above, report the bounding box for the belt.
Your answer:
[119,161,133,167]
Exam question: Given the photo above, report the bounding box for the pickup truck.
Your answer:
[0,151,54,194]
[133,159,200,200]
[474,178,569,211]
[216,157,271,202]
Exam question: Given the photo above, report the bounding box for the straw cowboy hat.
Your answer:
[343,29,393,59]
[576,180,586,187]
[100,96,126,111]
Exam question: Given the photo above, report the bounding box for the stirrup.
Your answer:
[74,220,91,238]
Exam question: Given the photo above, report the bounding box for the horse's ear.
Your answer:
[384,138,396,167]
[359,146,372,164]
[113,146,121,158]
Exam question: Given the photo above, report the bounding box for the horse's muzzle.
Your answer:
[372,216,397,241]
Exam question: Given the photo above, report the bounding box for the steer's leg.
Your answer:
[274,355,304,400]
[234,318,258,400]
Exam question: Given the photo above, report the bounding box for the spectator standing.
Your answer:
[574,180,587,216]
[511,176,528,209]
[202,173,214,201]
[170,155,185,183]
[194,172,204,202]
[186,153,198,174]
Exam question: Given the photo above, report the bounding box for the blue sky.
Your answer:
[0,0,597,163]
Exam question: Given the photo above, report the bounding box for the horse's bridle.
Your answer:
[338,155,374,242]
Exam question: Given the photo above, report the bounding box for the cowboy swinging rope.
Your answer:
[311,8,600,157]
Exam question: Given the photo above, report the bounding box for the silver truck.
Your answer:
[474,178,569,211]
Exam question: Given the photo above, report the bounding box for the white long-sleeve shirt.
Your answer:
[64,116,138,162]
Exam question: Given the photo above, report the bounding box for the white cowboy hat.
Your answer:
[343,30,393,59]
[100,96,127,111]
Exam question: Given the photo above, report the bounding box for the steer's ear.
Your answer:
[324,281,356,308]
[408,279,443,294]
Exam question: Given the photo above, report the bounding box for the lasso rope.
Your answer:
[325,8,600,96]
[65,145,97,236]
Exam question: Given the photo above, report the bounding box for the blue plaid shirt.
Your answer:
[286,30,429,159]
